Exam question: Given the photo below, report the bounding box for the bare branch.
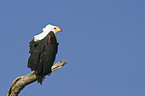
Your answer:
[6,60,67,96]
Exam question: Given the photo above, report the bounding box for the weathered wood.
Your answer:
[6,60,67,96]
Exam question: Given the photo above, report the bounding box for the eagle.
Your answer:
[27,24,62,84]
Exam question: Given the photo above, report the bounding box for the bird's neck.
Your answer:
[34,30,57,41]
[34,30,50,41]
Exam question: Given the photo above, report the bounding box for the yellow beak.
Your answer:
[55,27,62,32]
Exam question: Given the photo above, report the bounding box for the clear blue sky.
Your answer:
[0,0,145,96]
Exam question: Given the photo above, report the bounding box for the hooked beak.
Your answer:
[55,27,62,32]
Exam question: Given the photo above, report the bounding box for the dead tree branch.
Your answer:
[6,60,67,96]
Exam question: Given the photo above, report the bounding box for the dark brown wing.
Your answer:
[28,31,58,84]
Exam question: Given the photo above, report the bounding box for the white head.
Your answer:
[43,24,62,34]
[34,24,62,41]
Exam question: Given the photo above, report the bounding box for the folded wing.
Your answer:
[28,31,58,84]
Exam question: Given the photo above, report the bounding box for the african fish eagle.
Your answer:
[27,24,62,84]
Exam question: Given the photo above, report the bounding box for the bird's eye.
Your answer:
[54,28,56,29]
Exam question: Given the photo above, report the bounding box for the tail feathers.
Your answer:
[36,71,52,85]
[36,75,45,85]
[36,70,52,85]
